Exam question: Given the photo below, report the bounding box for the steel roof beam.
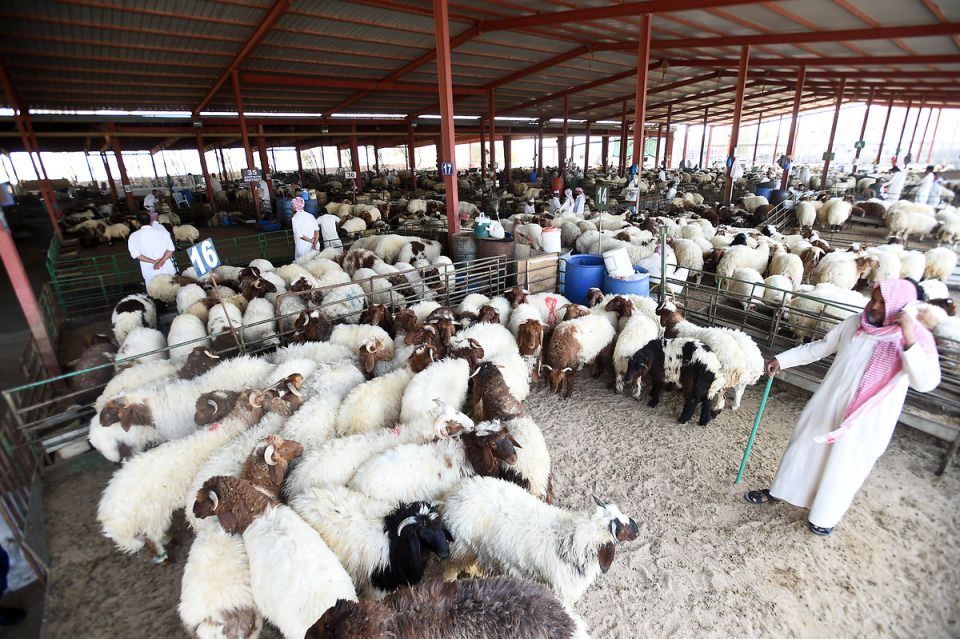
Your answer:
[477,0,777,32]
[193,0,293,117]
[563,72,723,118]
[238,72,487,95]
[658,54,960,67]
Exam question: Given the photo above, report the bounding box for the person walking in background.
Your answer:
[746,280,940,536]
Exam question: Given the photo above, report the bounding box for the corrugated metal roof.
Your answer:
[0,0,955,145]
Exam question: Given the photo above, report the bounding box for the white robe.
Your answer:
[572,194,585,215]
[770,316,940,528]
[914,173,934,203]
[885,170,906,200]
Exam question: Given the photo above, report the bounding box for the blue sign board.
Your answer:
[187,238,221,276]
[441,162,454,176]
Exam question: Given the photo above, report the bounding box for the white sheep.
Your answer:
[242,297,279,351]
[207,301,243,346]
[449,322,518,363]
[541,314,616,398]
[670,238,705,283]
[167,314,209,366]
[278,362,366,450]
[442,477,638,606]
[399,358,470,426]
[97,390,267,561]
[611,313,661,396]
[274,263,315,286]
[525,291,573,327]
[100,222,131,244]
[886,202,939,241]
[316,282,366,324]
[112,293,158,344]
[457,293,491,317]
[172,225,199,244]
[175,284,206,315]
[728,267,765,310]
[900,250,927,281]
[795,201,816,229]
[500,417,551,501]
[116,327,167,367]
[741,195,769,214]
[822,198,852,231]
[194,476,358,639]
[769,250,804,287]
[865,248,902,284]
[87,415,164,464]
[716,244,769,281]
[335,367,414,437]
[810,252,871,291]
[786,283,868,341]
[924,247,958,282]
[248,258,274,272]
[762,274,794,307]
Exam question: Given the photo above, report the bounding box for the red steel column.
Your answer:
[907,101,925,162]
[218,147,229,181]
[751,112,763,166]
[349,128,362,190]
[195,131,216,207]
[373,143,380,174]
[631,14,652,169]
[852,86,875,168]
[663,104,673,168]
[101,152,119,204]
[488,89,496,174]
[705,125,713,167]
[699,109,709,168]
[479,119,487,177]
[723,45,751,204]
[820,77,847,189]
[780,66,806,190]
[654,123,662,169]
[296,146,305,184]
[433,0,460,238]
[0,229,61,376]
[107,126,137,213]
[875,97,895,165]
[503,134,512,179]
[618,100,628,174]
[895,98,913,163]
[771,115,783,163]
[583,121,591,169]
[682,125,689,166]
[257,130,274,197]
[926,108,941,163]
[560,95,568,171]
[537,120,544,176]
[601,134,610,172]
[407,123,418,191]
[232,69,261,218]
[916,108,933,164]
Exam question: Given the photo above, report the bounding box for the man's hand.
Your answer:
[893,311,916,348]
[766,358,781,376]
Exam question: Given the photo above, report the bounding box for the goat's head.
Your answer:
[475,304,500,324]
[432,318,458,348]
[99,397,155,432]
[430,399,475,439]
[540,364,572,395]
[462,421,521,475]
[358,338,391,378]
[241,434,303,495]
[238,266,261,286]
[656,299,683,332]
[407,343,439,374]
[506,286,529,307]
[385,501,454,570]
[193,475,275,536]
[623,340,664,387]
[560,303,590,320]
[194,389,241,426]
[361,303,392,331]
[591,495,639,573]
[516,319,543,356]
[584,287,605,308]
[604,295,634,319]
[447,337,485,372]
[393,309,418,335]
[306,600,383,639]
[179,346,221,380]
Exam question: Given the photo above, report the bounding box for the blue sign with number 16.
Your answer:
[187,238,221,276]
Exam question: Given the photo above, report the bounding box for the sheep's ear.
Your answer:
[598,542,616,573]
[593,494,607,508]
[217,510,240,535]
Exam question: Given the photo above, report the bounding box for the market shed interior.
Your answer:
[0,1,959,637]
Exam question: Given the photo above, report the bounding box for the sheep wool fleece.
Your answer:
[769,315,940,528]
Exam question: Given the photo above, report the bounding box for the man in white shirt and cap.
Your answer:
[548,190,562,213]
[522,197,536,215]
[143,189,161,215]
[290,196,320,259]
[559,188,574,214]
[257,177,272,212]
[885,166,906,201]
[317,208,343,253]
[128,212,176,287]
[914,166,935,203]
[572,187,586,215]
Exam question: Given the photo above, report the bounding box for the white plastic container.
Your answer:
[603,247,633,277]
[541,227,561,254]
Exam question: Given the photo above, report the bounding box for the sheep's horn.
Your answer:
[593,494,607,508]
[562,367,573,373]
[468,367,482,379]
[285,382,301,398]
[207,399,218,413]
[364,342,376,353]
[396,516,420,536]
[205,350,221,359]
[264,444,277,466]
[208,491,219,511]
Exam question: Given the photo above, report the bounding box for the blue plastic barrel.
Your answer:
[304,199,320,214]
[602,266,650,297]
[278,197,293,222]
[755,186,773,200]
[562,254,606,305]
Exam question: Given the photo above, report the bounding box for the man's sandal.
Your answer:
[744,489,779,505]
[809,522,834,536]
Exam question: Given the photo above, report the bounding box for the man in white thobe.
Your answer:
[747,280,940,535]
[128,212,176,287]
[290,197,319,259]
[257,178,272,211]
[572,187,586,215]
[885,166,906,201]
[914,166,935,203]
[143,189,160,214]
[522,198,536,215]
[548,191,562,214]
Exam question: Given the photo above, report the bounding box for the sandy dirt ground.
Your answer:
[41,377,959,638]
